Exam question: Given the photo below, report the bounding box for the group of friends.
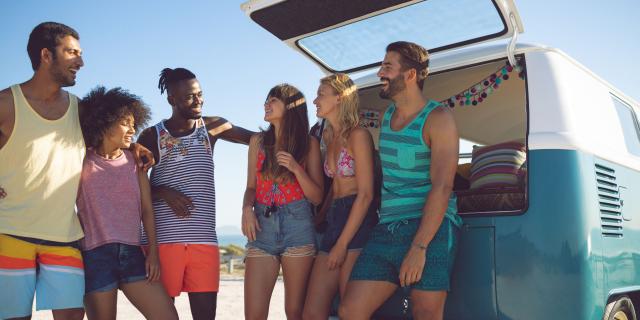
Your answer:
[0,22,461,320]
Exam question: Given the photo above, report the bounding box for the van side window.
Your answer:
[611,95,640,157]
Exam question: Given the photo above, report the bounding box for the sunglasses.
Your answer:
[264,183,280,218]
[264,203,278,218]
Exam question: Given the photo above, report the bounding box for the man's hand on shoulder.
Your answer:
[129,142,155,171]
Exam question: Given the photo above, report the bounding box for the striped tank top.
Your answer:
[378,100,461,227]
[142,118,217,244]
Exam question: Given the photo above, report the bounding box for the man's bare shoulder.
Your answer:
[0,88,14,118]
[425,106,456,128]
[203,116,226,124]
[0,87,13,104]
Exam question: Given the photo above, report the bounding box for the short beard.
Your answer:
[178,105,201,120]
[50,58,75,87]
[379,74,405,100]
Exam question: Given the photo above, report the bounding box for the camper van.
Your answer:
[241,0,640,319]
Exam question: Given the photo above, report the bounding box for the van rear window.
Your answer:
[612,96,640,156]
[297,0,507,72]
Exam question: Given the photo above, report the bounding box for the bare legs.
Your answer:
[83,281,177,320]
[302,251,360,319]
[244,255,314,320]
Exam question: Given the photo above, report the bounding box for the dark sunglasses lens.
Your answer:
[264,205,277,217]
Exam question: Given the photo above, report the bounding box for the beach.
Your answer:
[31,274,286,319]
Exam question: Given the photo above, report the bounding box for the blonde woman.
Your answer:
[303,74,376,319]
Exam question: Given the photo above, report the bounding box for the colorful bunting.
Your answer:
[440,62,526,108]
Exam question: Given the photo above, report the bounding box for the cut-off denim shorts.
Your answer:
[82,243,147,294]
[246,199,316,258]
[319,194,376,254]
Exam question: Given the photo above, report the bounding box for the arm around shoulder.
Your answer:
[205,116,255,145]
[136,126,159,165]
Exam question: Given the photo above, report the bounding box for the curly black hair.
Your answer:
[80,86,151,149]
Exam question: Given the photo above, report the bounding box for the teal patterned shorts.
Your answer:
[350,218,459,291]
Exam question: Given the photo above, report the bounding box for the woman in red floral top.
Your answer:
[242,84,323,320]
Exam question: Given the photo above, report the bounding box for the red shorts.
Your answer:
[154,244,220,297]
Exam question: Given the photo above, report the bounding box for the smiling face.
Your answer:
[169,78,204,120]
[102,113,136,150]
[377,51,408,100]
[48,35,84,87]
[264,95,286,123]
[313,83,340,119]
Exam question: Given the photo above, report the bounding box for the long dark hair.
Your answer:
[260,84,309,183]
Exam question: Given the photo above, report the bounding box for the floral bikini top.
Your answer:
[255,149,305,206]
[324,148,355,178]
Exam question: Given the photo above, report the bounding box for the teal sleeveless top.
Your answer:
[378,100,461,227]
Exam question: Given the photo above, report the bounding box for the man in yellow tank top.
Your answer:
[0,22,153,320]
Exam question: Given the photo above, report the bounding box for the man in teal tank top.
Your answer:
[340,41,461,320]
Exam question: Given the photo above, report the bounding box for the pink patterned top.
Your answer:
[324,148,355,178]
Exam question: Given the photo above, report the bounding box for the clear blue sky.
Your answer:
[2,1,639,233]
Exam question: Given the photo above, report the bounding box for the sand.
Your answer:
[30,274,286,319]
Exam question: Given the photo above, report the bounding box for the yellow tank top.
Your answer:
[0,84,85,242]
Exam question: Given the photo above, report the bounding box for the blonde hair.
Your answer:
[321,73,359,146]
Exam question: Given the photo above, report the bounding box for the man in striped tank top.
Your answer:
[137,67,253,320]
[340,41,462,320]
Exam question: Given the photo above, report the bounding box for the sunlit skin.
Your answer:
[302,81,375,320]
[84,112,178,320]
[263,95,286,124]
[313,84,339,119]
[0,28,153,320]
[135,73,254,320]
[377,51,407,100]
[97,113,136,159]
[48,35,84,88]
[242,92,324,320]
[339,48,459,320]
[167,79,204,122]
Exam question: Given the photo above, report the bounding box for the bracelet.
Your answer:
[412,242,428,250]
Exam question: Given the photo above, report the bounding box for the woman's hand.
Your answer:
[276,151,303,176]
[145,247,161,282]
[327,243,347,270]
[242,206,261,242]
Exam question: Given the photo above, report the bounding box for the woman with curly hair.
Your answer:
[303,73,377,320]
[77,86,177,320]
[242,84,324,320]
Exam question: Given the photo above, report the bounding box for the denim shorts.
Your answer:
[350,218,459,291]
[82,243,147,294]
[246,199,316,258]
[319,194,376,253]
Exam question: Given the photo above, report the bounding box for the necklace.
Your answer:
[95,148,123,159]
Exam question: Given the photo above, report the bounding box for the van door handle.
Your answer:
[619,186,632,221]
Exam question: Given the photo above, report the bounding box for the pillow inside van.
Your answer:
[469,141,526,190]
